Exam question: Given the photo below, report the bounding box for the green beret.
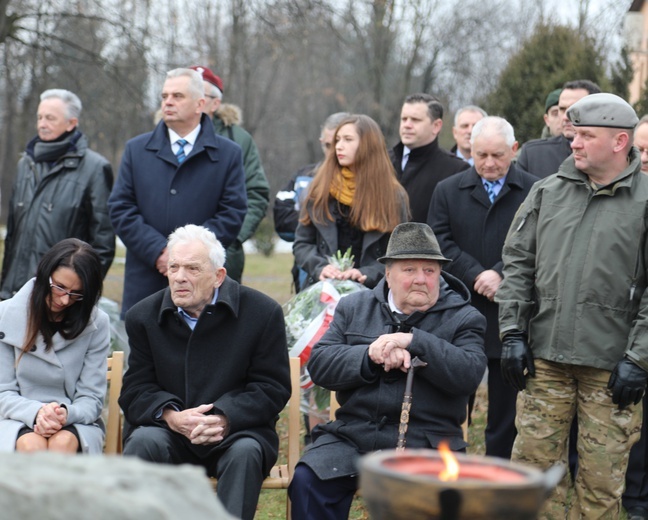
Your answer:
[567,93,638,129]
[545,89,561,113]
[379,222,451,264]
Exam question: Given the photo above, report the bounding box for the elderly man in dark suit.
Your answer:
[428,116,538,459]
[119,224,291,520]
[108,68,247,318]
[288,222,487,520]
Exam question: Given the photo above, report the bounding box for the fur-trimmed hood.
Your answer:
[215,103,242,127]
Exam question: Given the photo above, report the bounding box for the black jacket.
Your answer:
[299,274,486,479]
[390,139,469,223]
[516,135,572,179]
[428,164,539,358]
[1,131,114,299]
[119,278,291,475]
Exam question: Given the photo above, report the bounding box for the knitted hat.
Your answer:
[379,223,451,264]
[545,89,561,113]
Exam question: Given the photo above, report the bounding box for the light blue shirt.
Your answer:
[456,147,474,166]
[169,124,201,158]
[401,146,412,170]
[482,176,506,200]
[178,288,219,330]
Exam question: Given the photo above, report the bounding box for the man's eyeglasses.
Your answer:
[49,277,84,301]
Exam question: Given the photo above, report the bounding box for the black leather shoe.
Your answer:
[628,506,648,520]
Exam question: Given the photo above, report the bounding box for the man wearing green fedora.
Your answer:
[288,222,487,520]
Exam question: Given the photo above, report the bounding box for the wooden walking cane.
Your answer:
[396,356,427,451]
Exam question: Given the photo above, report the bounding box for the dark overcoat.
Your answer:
[293,196,408,291]
[108,114,247,317]
[119,278,291,475]
[428,164,538,358]
[390,139,469,223]
[298,274,486,480]
[516,135,572,179]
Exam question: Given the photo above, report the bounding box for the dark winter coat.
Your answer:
[273,163,318,242]
[108,114,247,317]
[390,139,469,223]
[428,164,539,358]
[213,104,270,282]
[299,274,487,480]
[499,149,648,372]
[516,135,572,179]
[293,196,408,291]
[119,277,291,475]
[1,131,114,299]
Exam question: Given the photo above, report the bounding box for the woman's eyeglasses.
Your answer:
[49,277,84,301]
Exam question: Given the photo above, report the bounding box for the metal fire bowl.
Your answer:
[359,449,565,520]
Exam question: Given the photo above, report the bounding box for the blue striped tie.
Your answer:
[484,180,498,203]
[175,138,188,164]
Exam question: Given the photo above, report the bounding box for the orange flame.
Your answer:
[438,441,459,481]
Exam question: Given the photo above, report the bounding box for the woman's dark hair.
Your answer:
[20,238,103,360]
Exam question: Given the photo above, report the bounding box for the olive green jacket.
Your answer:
[497,148,648,372]
[213,104,270,281]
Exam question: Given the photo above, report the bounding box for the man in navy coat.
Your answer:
[428,116,538,459]
[109,68,246,317]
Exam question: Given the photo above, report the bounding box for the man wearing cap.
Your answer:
[288,222,487,520]
[429,116,538,460]
[540,88,562,139]
[517,79,601,178]
[109,68,247,317]
[190,65,269,283]
[498,93,648,518]
[450,105,487,166]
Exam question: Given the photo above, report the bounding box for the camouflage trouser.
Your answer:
[511,359,642,520]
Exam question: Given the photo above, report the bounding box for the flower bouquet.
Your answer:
[283,249,367,419]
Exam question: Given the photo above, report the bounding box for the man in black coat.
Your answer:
[390,93,469,223]
[517,79,600,179]
[288,223,486,520]
[119,224,291,520]
[428,116,538,459]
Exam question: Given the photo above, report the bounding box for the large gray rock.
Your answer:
[0,453,237,519]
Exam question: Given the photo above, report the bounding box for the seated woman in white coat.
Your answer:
[0,238,110,453]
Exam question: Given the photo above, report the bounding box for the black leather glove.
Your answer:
[500,331,535,392]
[608,358,648,410]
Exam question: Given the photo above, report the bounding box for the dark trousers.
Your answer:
[288,464,358,520]
[123,426,264,520]
[624,393,648,510]
[484,359,518,459]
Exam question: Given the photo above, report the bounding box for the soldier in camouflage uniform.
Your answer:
[497,93,648,519]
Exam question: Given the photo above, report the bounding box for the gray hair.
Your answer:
[40,89,82,120]
[167,224,226,269]
[471,116,516,147]
[166,68,205,100]
[322,112,351,132]
[205,81,223,100]
[636,114,648,131]
[454,105,487,127]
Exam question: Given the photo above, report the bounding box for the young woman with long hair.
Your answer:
[0,238,110,453]
[293,114,409,290]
